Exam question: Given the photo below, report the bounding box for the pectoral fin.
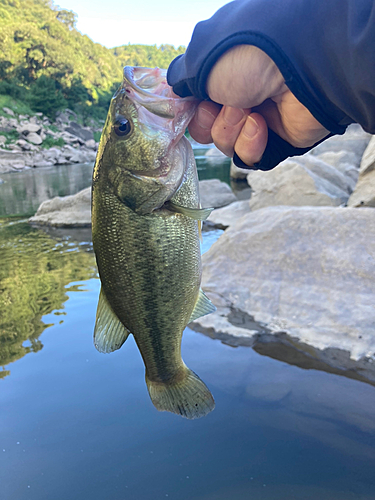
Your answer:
[166,201,213,221]
[94,288,130,353]
[188,289,216,323]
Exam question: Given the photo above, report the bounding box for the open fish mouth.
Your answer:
[122,66,198,147]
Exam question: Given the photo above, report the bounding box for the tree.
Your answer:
[56,8,77,30]
[28,75,67,118]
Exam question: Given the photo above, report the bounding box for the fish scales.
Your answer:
[93,188,200,382]
[92,67,215,419]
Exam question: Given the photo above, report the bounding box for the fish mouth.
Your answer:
[122,66,198,143]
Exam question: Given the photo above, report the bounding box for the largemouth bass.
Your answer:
[92,67,215,419]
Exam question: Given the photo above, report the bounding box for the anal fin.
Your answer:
[94,287,130,353]
[188,288,216,323]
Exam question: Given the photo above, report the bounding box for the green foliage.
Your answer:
[56,8,77,29]
[0,220,97,376]
[0,129,19,144]
[28,75,67,118]
[0,93,35,116]
[93,131,102,142]
[112,44,185,70]
[0,0,185,122]
[41,135,65,148]
[0,78,27,100]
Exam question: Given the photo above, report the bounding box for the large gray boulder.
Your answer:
[65,121,94,142]
[347,135,375,207]
[199,179,237,208]
[194,206,375,368]
[310,124,371,163]
[230,160,250,180]
[26,132,43,145]
[247,124,371,211]
[0,150,30,172]
[19,122,41,135]
[247,155,352,210]
[207,200,250,229]
[29,187,91,227]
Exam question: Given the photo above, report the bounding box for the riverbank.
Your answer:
[0,106,101,173]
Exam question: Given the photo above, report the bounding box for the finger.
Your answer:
[188,101,221,144]
[233,112,268,165]
[255,94,329,147]
[210,105,249,157]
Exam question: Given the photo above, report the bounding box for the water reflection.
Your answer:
[0,208,374,496]
[0,219,96,377]
[0,163,94,217]
[191,308,375,388]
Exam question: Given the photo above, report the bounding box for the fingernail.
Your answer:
[223,107,245,126]
[197,107,216,130]
[243,116,259,138]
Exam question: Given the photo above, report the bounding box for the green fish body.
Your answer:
[91,67,215,419]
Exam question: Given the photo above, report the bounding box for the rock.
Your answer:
[347,135,375,207]
[12,163,28,170]
[20,123,41,135]
[66,148,95,163]
[26,132,43,145]
[42,147,62,164]
[84,139,96,149]
[29,116,40,124]
[0,135,6,145]
[3,107,14,116]
[207,200,250,229]
[29,187,92,227]
[55,108,77,124]
[33,159,54,168]
[0,150,29,173]
[64,121,94,142]
[204,145,228,163]
[16,139,32,151]
[199,179,237,208]
[310,124,371,161]
[247,155,351,210]
[358,135,375,176]
[313,150,360,192]
[230,160,250,180]
[8,144,22,151]
[193,206,375,364]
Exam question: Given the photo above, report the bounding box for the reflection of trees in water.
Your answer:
[0,220,97,377]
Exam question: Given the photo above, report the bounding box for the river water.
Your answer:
[0,154,374,500]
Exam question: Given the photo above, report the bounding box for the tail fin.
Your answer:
[146,367,215,419]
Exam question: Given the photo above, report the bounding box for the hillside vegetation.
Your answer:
[0,0,185,121]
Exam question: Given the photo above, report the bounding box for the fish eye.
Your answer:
[114,116,132,137]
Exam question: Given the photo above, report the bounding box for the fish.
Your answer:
[91,67,216,419]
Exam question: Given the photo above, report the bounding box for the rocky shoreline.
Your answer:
[0,106,100,173]
[25,122,375,382]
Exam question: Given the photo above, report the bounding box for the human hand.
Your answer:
[188,45,330,167]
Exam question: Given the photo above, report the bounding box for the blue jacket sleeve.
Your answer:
[167,0,375,171]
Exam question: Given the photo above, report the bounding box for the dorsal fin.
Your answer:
[188,289,216,323]
[94,288,130,353]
